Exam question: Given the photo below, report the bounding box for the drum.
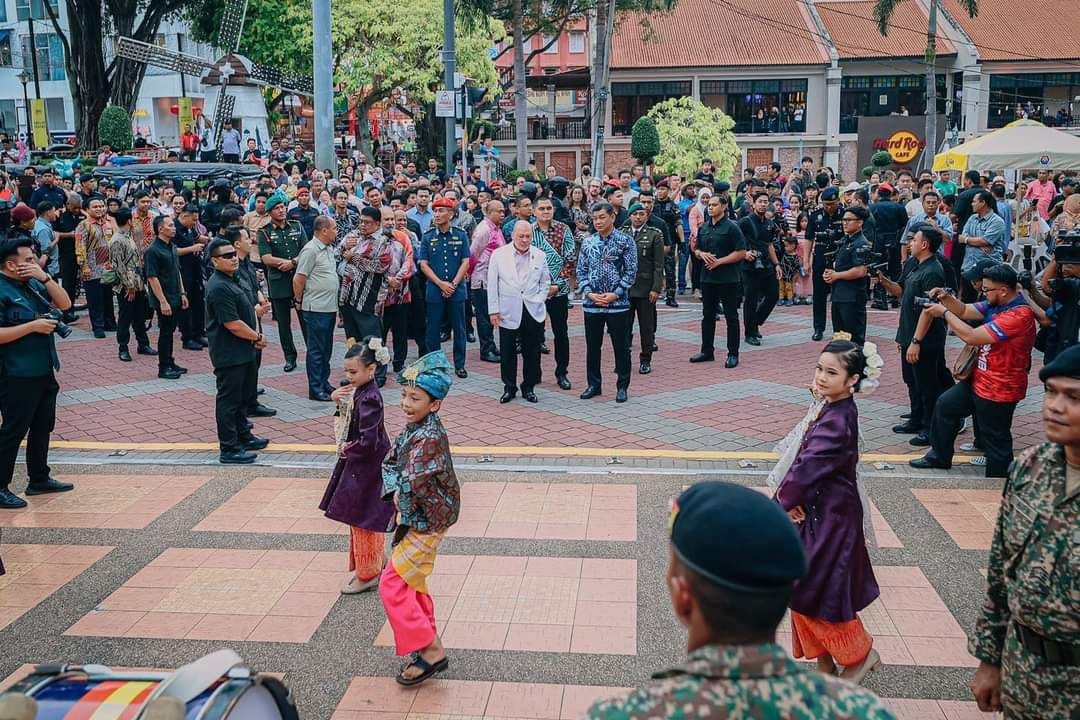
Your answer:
[3,652,297,720]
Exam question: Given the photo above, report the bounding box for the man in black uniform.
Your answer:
[737,193,781,346]
[689,195,746,368]
[287,183,320,241]
[805,187,844,341]
[204,237,270,465]
[826,205,871,344]
[0,236,74,508]
[175,204,209,351]
[52,193,83,323]
[144,215,189,380]
[654,178,683,307]
[201,181,233,236]
[869,183,909,309]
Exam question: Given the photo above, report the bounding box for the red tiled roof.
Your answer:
[941,0,1080,61]
[610,0,830,69]
[817,0,956,60]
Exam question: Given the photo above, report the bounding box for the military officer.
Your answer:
[585,482,896,720]
[806,187,844,341]
[969,344,1080,719]
[258,194,307,372]
[825,205,871,345]
[622,202,665,375]
[418,196,471,378]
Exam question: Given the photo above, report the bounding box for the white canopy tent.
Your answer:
[932,120,1080,172]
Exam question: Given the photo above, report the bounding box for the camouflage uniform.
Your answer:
[585,643,896,720]
[969,442,1080,720]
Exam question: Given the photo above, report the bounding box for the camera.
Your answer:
[1017,269,1034,291]
[913,295,938,308]
[866,250,889,273]
[38,309,73,339]
[1055,227,1080,265]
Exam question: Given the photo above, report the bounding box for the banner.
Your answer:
[30,98,48,148]
[178,96,193,135]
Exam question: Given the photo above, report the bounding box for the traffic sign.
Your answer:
[435,90,455,118]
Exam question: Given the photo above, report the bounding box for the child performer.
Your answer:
[321,338,396,594]
[379,350,460,687]
[766,334,885,684]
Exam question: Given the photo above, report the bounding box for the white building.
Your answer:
[0,0,215,146]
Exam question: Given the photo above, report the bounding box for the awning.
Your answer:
[933,120,1080,172]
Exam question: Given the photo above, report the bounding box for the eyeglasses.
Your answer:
[213,251,238,260]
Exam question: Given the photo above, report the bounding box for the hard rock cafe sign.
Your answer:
[873,130,926,164]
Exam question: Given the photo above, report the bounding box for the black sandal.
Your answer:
[395,653,449,686]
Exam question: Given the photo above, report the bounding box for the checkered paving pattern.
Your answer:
[0,544,113,630]
[912,489,1001,550]
[48,303,1046,456]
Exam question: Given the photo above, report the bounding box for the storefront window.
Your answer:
[610,81,691,136]
[699,78,808,133]
[988,73,1079,129]
[840,74,944,133]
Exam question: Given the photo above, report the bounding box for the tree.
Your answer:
[873,0,978,164]
[39,0,189,149]
[630,116,659,169]
[97,105,133,153]
[646,97,739,181]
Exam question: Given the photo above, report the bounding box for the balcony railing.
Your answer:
[494,119,590,141]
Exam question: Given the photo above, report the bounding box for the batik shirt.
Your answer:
[381,412,460,533]
[74,216,116,280]
[338,230,392,316]
[576,229,636,313]
[532,221,576,296]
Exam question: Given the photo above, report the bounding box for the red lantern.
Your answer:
[170,104,179,115]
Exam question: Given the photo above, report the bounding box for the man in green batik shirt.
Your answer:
[969,344,1080,720]
[586,482,896,720]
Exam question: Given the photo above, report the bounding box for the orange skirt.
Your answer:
[348,526,385,582]
[790,611,873,667]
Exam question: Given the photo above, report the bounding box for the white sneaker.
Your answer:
[959,442,982,453]
[969,456,987,467]
[341,575,379,594]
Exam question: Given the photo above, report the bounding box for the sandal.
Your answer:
[395,653,449,686]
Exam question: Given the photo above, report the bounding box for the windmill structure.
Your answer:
[114,0,313,155]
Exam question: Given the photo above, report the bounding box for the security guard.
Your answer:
[826,205,872,344]
[258,194,307,372]
[286,182,321,241]
[806,187,844,341]
[969,344,1080,719]
[204,237,270,465]
[585,482,896,720]
[418,196,471,377]
[0,236,74,509]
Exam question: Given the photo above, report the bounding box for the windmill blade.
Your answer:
[249,63,314,97]
[114,36,216,76]
[218,0,249,54]
[211,90,236,157]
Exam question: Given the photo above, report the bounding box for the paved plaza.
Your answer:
[0,299,1014,718]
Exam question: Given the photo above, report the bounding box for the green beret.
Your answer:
[1039,344,1080,381]
[627,202,645,214]
[264,194,286,212]
[670,482,806,592]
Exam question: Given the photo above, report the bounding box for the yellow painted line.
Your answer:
[46,440,972,464]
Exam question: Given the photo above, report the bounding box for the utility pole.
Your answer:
[313,0,335,172]
[511,0,528,169]
[590,0,614,178]
[26,15,42,99]
[442,0,456,173]
[923,0,938,170]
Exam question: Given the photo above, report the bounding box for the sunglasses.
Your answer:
[213,251,238,260]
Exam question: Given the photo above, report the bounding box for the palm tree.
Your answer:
[872,0,978,164]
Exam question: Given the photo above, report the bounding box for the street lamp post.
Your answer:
[16,70,32,151]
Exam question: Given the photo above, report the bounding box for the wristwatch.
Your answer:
[911,337,921,345]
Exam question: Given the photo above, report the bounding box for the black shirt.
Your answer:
[806,208,843,261]
[696,218,747,285]
[831,232,871,303]
[954,186,981,229]
[646,214,671,248]
[737,213,776,268]
[205,269,257,368]
[0,276,58,377]
[173,223,203,284]
[144,238,183,309]
[286,205,320,242]
[869,200,909,247]
[895,255,947,348]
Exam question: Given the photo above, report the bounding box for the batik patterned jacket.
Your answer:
[381,412,460,532]
[576,229,636,313]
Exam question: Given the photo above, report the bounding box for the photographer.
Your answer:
[1034,231,1080,361]
[806,187,843,340]
[877,225,951,445]
[910,263,1036,478]
[869,183,909,309]
[737,192,781,346]
[825,205,871,344]
[0,236,74,509]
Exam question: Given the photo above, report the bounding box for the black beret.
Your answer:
[714,181,730,193]
[670,482,806,592]
[1039,344,1080,381]
[821,187,839,200]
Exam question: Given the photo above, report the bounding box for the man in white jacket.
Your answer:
[487,220,555,403]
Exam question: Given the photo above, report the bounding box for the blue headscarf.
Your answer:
[401,350,453,400]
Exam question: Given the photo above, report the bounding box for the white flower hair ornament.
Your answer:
[367,337,392,365]
[859,341,884,395]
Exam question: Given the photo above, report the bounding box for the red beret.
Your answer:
[878,182,895,193]
[431,197,456,209]
[11,203,35,225]
[657,178,670,189]
[605,179,620,188]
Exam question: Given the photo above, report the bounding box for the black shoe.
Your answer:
[745,336,761,346]
[900,412,913,419]
[522,391,538,403]
[615,388,628,403]
[689,352,714,363]
[639,362,651,375]
[499,391,516,403]
[158,368,182,380]
[25,478,74,495]
[652,342,658,352]
[870,301,888,310]
[892,422,922,434]
[909,455,951,470]
[540,343,550,355]
[284,360,297,372]
[137,345,158,356]
[257,387,266,395]
[480,353,500,363]
[724,354,739,368]
[182,340,204,351]
[909,433,931,447]
[811,331,823,341]
[241,436,270,451]
[665,298,679,308]
[0,488,28,509]
[118,348,132,362]
[170,364,188,374]
[309,391,332,401]
[198,337,209,348]
[467,332,476,343]
[93,330,106,339]
[246,404,277,418]
[455,368,468,379]
[103,323,117,332]
[220,450,257,464]
[579,386,601,399]
[556,375,572,390]
[440,331,451,343]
